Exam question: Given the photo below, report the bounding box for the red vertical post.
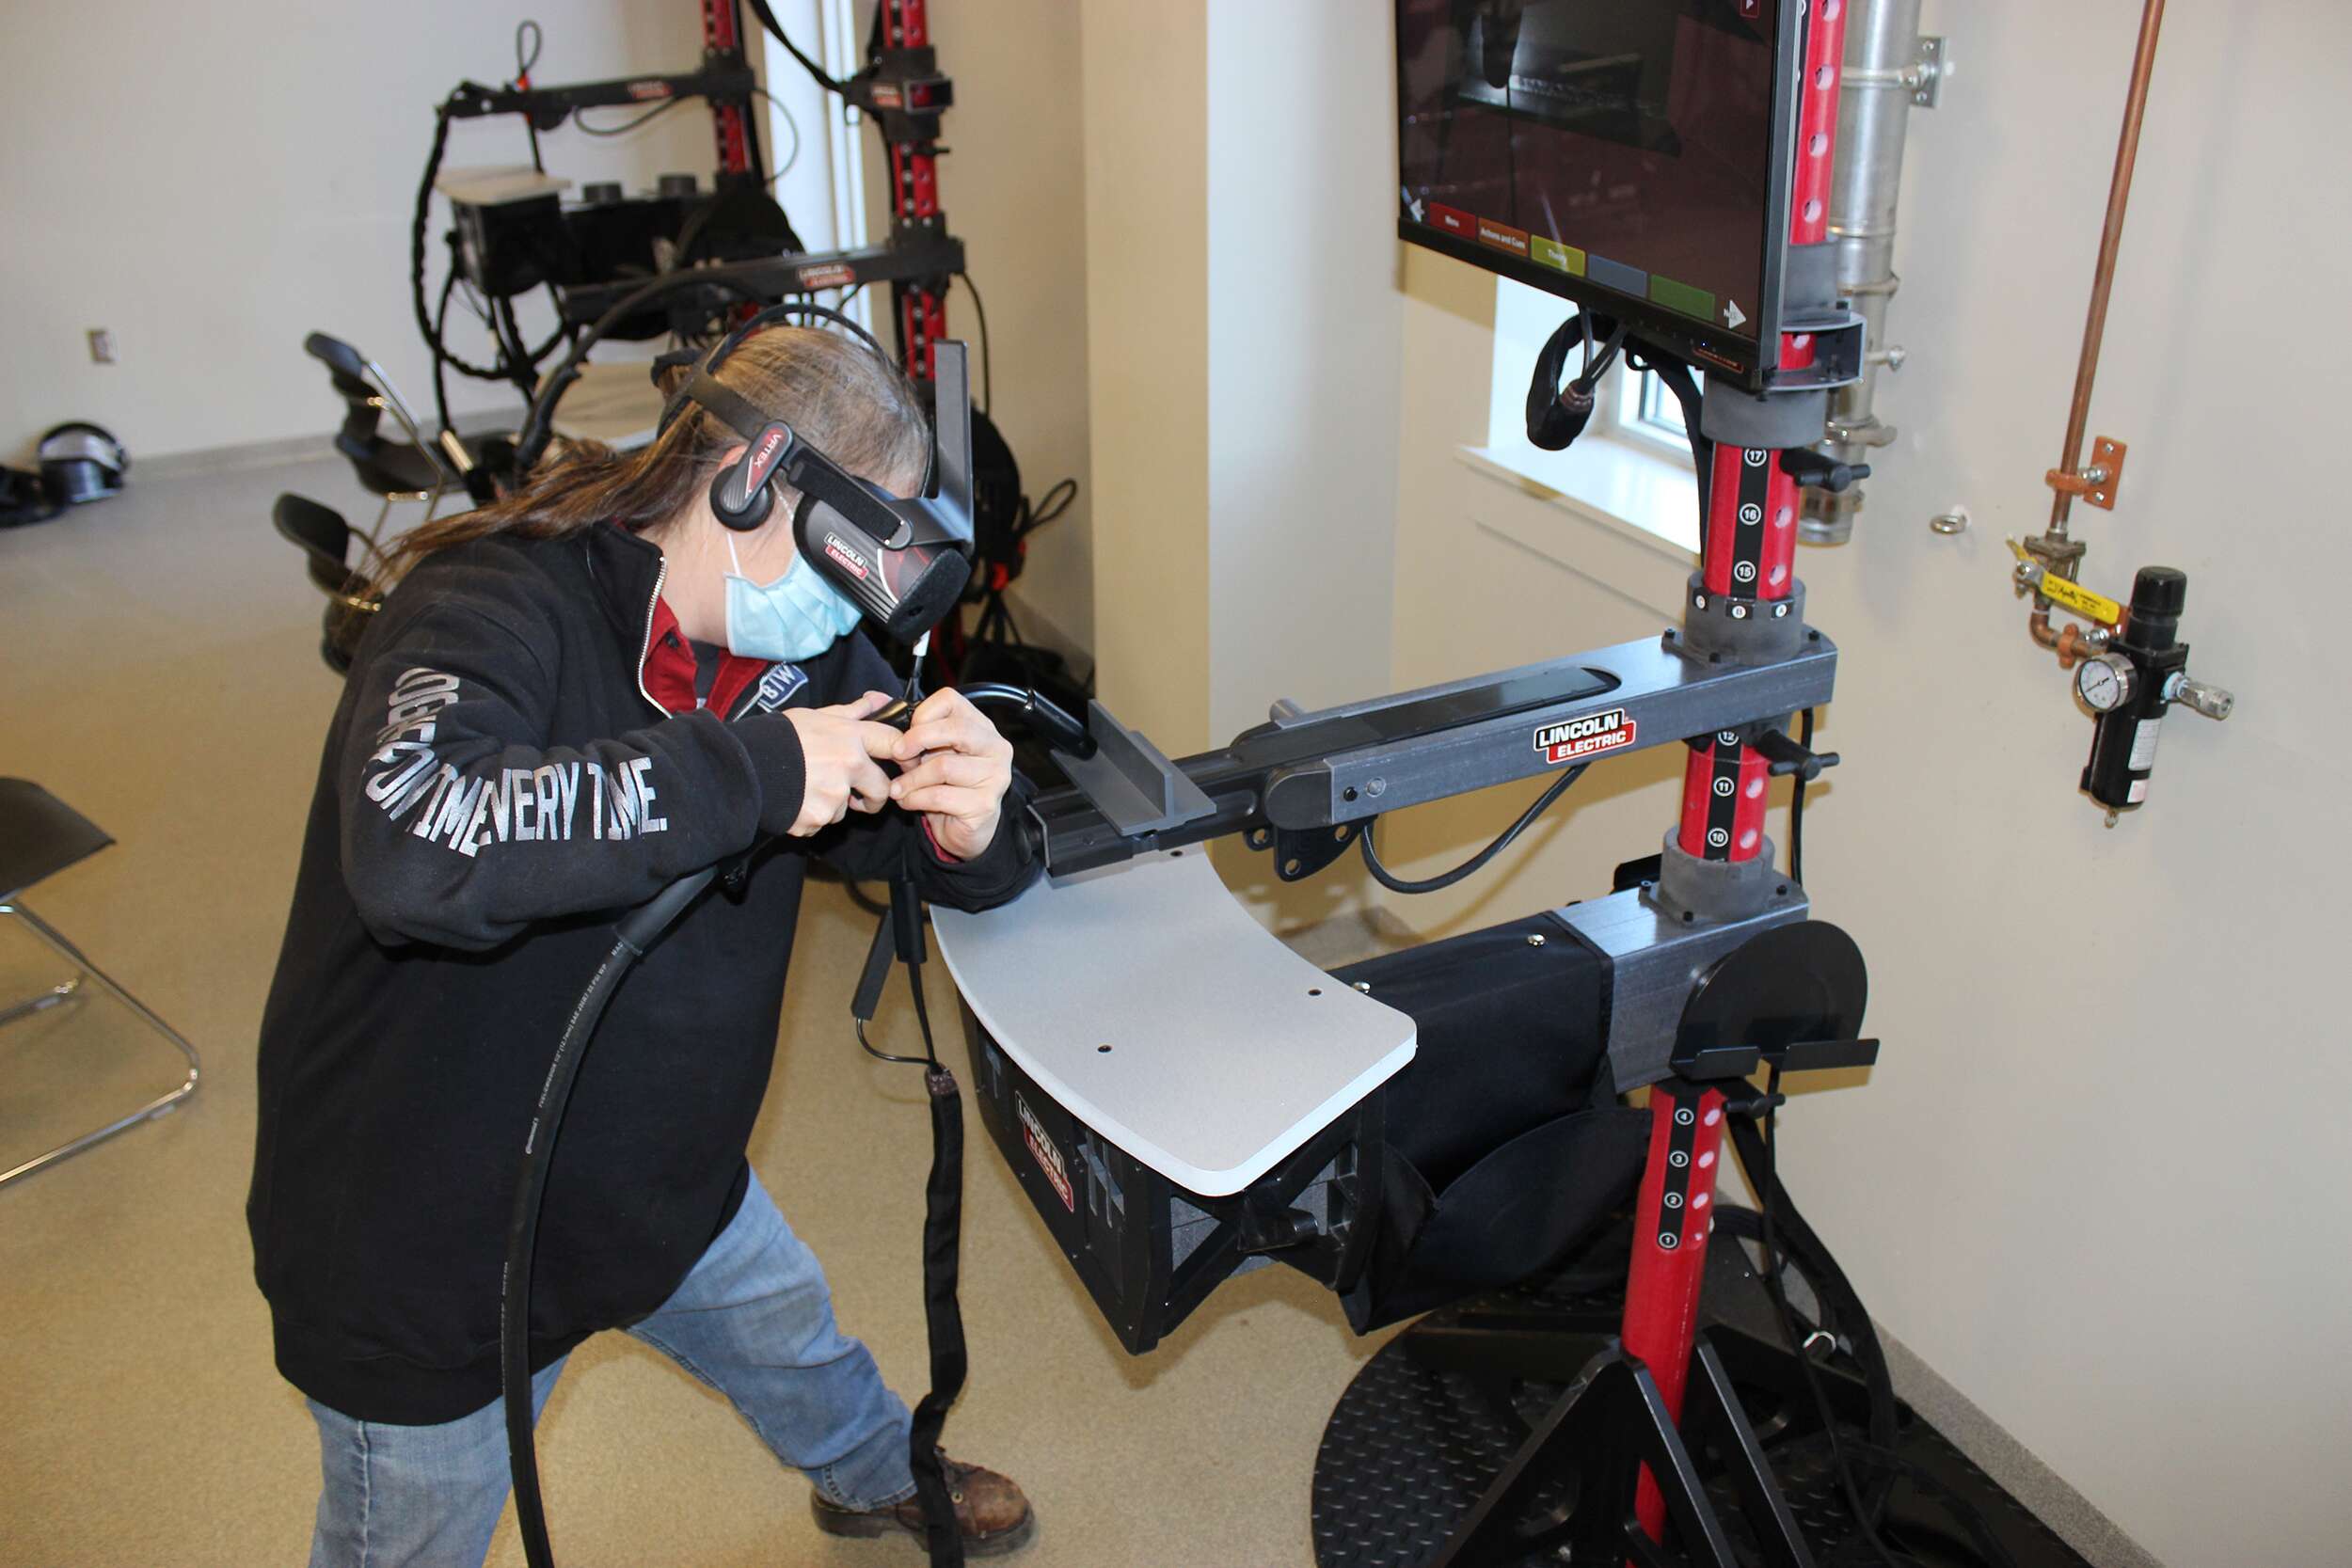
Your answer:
[1640,1,1850,1555]
[1700,440,1803,604]
[1787,0,1847,248]
[1677,728,1772,863]
[1673,0,1848,876]
[1624,1084,1729,1544]
[881,0,947,385]
[704,0,757,180]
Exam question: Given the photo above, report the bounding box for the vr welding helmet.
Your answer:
[39,422,129,507]
[2,422,128,529]
[668,309,976,647]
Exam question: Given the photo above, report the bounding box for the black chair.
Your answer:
[273,493,383,673]
[303,331,466,552]
[0,779,200,1189]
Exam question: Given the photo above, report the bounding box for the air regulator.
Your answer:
[2013,553,2236,822]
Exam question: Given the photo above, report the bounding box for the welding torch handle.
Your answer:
[956,683,1097,758]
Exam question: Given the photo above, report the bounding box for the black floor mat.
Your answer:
[1311,1236,2093,1568]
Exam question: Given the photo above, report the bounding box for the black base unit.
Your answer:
[957,910,1647,1353]
[959,1004,1383,1354]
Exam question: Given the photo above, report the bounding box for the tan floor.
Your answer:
[0,454,1401,1568]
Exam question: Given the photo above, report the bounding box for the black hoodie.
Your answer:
[248,521,1035,1423]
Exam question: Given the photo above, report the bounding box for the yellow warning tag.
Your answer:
[2037,573,2123,626]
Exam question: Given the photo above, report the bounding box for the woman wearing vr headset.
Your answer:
[248,325,1039,1565]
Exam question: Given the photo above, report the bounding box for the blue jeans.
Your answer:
[304,1174,915,1568]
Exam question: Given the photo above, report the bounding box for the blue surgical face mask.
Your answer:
[722,531,865,663]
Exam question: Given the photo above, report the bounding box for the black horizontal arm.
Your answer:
[444,68,759,129]
[1030,631,1838,877]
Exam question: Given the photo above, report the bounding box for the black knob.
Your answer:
[581,181,624,205]
[658,172,700,198]
[2131,566,2187,619]
[1755,726,1841,781]
[1778,449,1873,494]
[2125,565,2186,651]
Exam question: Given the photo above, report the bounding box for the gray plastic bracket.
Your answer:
[1049,700,1216,839]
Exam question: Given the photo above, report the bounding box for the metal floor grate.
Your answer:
[1311,1260,2093,1568]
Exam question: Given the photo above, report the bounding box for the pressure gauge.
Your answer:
[2075,652,2137,713]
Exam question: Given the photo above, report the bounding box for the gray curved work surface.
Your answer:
[930,850,1417,1197]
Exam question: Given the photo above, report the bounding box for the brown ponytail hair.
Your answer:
[379,325,930,586]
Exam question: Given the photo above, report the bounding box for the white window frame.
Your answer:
[1625,364,1692,454]
[1474,277,1700,558]
[757,0,875,336]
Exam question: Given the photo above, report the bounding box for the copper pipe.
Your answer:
[2029,606,2060,650]
[2048,0,2166,540]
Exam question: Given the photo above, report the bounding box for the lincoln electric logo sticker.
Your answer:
[1015,1094,1075,1212]
[1534,707,1635,766]
[822,531,871,580]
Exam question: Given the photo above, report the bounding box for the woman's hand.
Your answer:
[780,693,900,837]
[889,689,1016,861]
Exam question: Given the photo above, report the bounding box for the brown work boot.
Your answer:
[810,1454,1037,1557]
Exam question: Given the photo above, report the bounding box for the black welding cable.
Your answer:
[512,273,772,473]
[502,868,717,1568]
[1359,764,1588,895]
[432,271,461,436]
[1745,1093,2020,1568]
[493,295,534,398]
[501,942,628,1568]
[856,1019,929,1067]
[412,105,503,384]
[1028,477,1077,530]
[1626,341,1711,512]
[744,0,850,97]
[951,273,992,416]
[488,293,576,404]
[752,85,803,183]
[421,32,569,388]
[513,20,544,171]
[575,97,684,137]
[1756,1067,1919,1568]
[410,101,574,388]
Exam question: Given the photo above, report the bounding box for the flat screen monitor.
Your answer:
[1396,0,1801,388]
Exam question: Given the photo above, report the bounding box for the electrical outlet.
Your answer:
[87,328,116,365]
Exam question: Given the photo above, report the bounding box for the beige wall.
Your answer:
[1077,2,1213,750]
[1380,3,2352,1562]
[0,2,728,461]
[918,1,1097,658]
[1076,1,1405,768]
[1203,2,1402,747]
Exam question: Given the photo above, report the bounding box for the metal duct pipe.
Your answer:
[1801,0,1936,546]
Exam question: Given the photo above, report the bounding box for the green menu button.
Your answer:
[1649,274,1716,323]
[1531,236,1585,277]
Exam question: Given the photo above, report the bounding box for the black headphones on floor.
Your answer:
[660,302,976,646]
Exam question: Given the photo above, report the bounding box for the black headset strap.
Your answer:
[660,295,898,439]
[699,299,894,387]
[679,369,776,445]
[685,365,918,547]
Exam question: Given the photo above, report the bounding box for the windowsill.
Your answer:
[1458,436,1702,567]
